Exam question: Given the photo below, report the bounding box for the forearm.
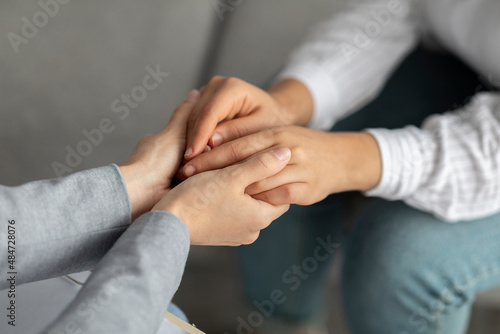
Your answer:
[324,132,382,194]
[42,211,190,334]
[276,0,420,130]
[0,165,131,288]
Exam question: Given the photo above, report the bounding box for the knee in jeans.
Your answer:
[342,200,461,303]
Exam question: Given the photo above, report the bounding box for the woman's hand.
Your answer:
[153,148,292,246]
[119,90,200,220]
[183,126,382,206]
[184,77,314,160]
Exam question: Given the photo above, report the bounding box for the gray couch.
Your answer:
[0,0,338,186]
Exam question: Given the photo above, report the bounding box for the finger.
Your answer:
[175,169,186,181]
[245,165,305,195]
[209,113,270,148]
[184,89,237,159]
[165,90,200,131]
[253,201,290,230]
[179,145,210,179]
[185,79,258,159]
[226,147,291,186]
[271,203,290,221]
[183,130,276,177]
[251,183,308,206]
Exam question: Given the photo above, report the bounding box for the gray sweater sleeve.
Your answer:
[0,164,131,287]
[42,211,190,334]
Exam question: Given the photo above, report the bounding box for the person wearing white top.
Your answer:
[176,0,500,333]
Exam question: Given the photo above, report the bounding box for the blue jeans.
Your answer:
[237,47,500,333]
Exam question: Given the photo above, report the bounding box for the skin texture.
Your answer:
[119,90,291,246]
[120,90,201,221]
[184,77,313,160]
[183,126,382,206]
[153,148,291,246]
[181,76,382,206]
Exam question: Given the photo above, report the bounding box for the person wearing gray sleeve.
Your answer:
[0,164,131,287]
[42,143,292,334]
[42,212,190,334]
[0,88,195,287]
[1,89,292,333]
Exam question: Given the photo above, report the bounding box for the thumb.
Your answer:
[227,148,291,187]
[164,90,200,131]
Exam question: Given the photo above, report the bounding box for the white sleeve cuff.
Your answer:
[275,63,340,131]
[364,127,428,200]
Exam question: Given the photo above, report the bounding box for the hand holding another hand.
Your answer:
[184,76,314,160]
[119,88,292,246]
[153,148,292,246]
[183,126,382,206]
[119,90,201,220]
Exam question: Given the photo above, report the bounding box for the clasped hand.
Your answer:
[181,77,382,207]
[120,76,381,246]
[119,90,290,246]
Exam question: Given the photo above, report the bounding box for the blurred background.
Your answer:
[1,1,499,333]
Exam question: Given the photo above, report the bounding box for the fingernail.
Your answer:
[186,90,200,103]
[211,132,223,147]
[203,145,212,153]
[184,165,195,177]
[272,148,291,161]
[184,147,193,158]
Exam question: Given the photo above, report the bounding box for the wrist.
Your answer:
[152,196,187,226]
[327,132,382,193]
[119,164,160,221]
[267,79,314,126]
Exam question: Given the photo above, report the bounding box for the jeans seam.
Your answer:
[432,264,500,334]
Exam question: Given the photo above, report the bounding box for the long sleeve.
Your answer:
[363,0,500,221]
[366,92,500,222]
[0,164,131,288]
[42,211,190,334]
[276,0,421,130]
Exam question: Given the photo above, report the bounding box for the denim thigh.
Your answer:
[343,199,500,334]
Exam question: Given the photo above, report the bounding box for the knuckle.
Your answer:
[200,102,216,116]
[141,133,155,141]
[255,128,275,146]
[293,146,307,161]
[231,123,250,140]
[282,186,296,203]
[257,153,272,170]
[207,75,224,86]
[224,76,241,87]
[228,144,240,161]
[228,141,247,161]
[256,216,271,230]
[242,232,260,245]
[273,126,288,141]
